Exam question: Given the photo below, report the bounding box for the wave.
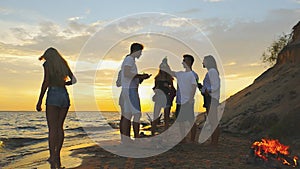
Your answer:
[0,137,47,150]
[66,126,113,132]
[16,126,39,130]
[28,119,45,122]
[2,122,13,126]
[65,133,89,139]
[65,126,85,132]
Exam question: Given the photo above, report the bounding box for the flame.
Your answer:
[294,156,299,167]
[251,138,299,167]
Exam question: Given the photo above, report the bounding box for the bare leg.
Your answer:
[119,92,126,141]
[190,123,197,143]
[211,125,220,145]
[121,116,131,137]
[133,113,141,138]
[120,115,124,135]
[127,119,131,137]
[54,107,68,167]
[120,115,132,142]
[179,122,186,142]
[46,106,59,160]
[152,103,161,135]
[175,104,180,119]
[151,119,157,136]
[133,122,140,138]
[164,107,171,130]
[207,102,220,146]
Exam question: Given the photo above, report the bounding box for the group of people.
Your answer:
[117,43,221,145]
[35,43,220,168]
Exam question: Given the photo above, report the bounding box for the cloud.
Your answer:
[1,6,298,110]
[248,62,262,67]
[68,16,84,21]
[0,53,42,96]
[10,27,35,42]
[0,18,107,59]
[0,42,36,56]
[115,17,146,34]
[178,8,201,15]
[98,60,121,70]
[70,68,119,97]
[2,10,297,72]
[224,74,240,79]
[161,17,190,28]
[189,8,300,67]
[224,62,237,66]
[66,17,104,35]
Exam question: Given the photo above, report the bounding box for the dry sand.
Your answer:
[67,132,299,169]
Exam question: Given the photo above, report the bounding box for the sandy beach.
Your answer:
[68,133,300,169]
[68,133,257,169]
[3,111,300,169]
[5,130,299,169]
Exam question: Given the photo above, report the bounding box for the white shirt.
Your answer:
[121,55,139,88]
[201,68,220,101]
[175,71,198,104]
[176,71,199,104]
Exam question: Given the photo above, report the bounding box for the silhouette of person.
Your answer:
[36,47,77,168]
[162,54,199,143]
[116,62,129,142]
[119,43,151,142]
[201,55,220,146]
[151,57,176,135]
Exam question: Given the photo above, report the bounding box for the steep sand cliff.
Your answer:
[221,21,300,140]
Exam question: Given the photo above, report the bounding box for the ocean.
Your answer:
[0,111,153,167]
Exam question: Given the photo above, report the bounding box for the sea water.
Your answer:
[0,111,152,167]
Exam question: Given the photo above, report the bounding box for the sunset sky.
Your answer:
[0,0,299,112]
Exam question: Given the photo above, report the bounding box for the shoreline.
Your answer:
[0,133,260,169]
[3,141,96,169]
[3,112,299,169]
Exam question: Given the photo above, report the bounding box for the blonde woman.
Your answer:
[36,47,77,168]
[201,55,220,146]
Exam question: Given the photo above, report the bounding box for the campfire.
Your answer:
[251,138,299,168]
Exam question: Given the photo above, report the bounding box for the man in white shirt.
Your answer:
[163,54,198,143]
[120,43,151,141]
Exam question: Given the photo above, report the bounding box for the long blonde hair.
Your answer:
[203,55,219,75]
[39,47,70,81]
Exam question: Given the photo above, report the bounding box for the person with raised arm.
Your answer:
[151,57,176,135]
[161,54,198,143]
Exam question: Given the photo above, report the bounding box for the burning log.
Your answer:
[250,138,299,168]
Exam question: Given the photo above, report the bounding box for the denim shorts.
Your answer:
[121,88,141,115]
[46,87,70,108]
